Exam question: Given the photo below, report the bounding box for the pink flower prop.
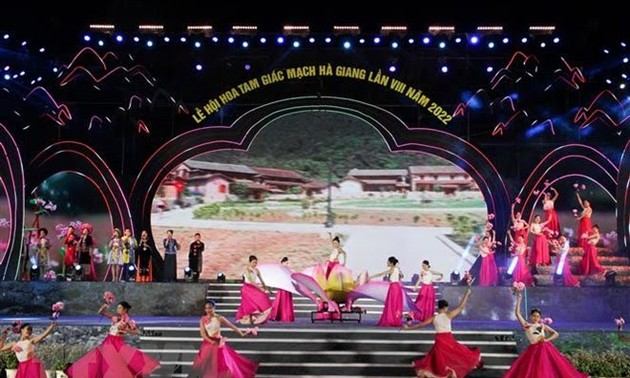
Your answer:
[533,190,540,195]
[512,281,526,292]
[127,320,137,330]
[573,183,579,189]
[580,184,586,190]
[487,213,495,220]
[219,336,226,347]
[544,180,550,186]
[541,317,553,325]
[11,344,23,353]
[486,222,494,230]
[103,291,115,305]
[244,327,259,336]
[43,270,57,281]
[615,317,625,329]
[0,218,10,228]
[515,197,521,204]
[11,321,23,334]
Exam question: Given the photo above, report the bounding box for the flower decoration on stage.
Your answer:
[602,231,618,252]
[533,190,540,195]
[573,183,579,190]
[103,291,115,305]
[93,248,104,264]
[544,180,550,187]
[29,197,57,215]
[51,301,64,320]
[486,222,493,231]
[244,327,259,336]
[540,317,553,325]
[0,218,10,228]
[127,320,137,330]
[572,209,579,217]
[11,321,23,334]
[43,270,57,281]
[487,213,495,221]
[615,317,625,330]
[514,197,521,204]
[512,281,526,294]
[581,184,586,191]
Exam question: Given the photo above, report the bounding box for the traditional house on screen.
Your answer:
[252,167,310,193]
[408,165,477,194]
[342,169,410,193]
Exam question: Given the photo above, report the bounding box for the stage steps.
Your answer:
[206,282,443,318]
[140,325,518,377]
[533,247,630,286]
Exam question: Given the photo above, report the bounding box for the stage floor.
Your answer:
[0,315,614,332]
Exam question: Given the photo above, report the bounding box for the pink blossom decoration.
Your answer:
[515,197,521,204]
[544,180,550,186]
[512,281,526,292]
[573,183,579,189]
[244,327,259,336]
[127,320,137,330]
[580,184,586,190]
[103,291,115,305]
[533,190,540,195]
[541,317,553,325]
[487,213,495,220]
[615,317,625,329]
[0,218,10,228]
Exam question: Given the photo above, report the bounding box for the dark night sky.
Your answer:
[1,1,624,39]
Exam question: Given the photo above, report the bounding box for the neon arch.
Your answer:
[0,123,25,281]
[132,96,511,259]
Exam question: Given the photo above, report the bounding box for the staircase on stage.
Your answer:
[140,282,518,377]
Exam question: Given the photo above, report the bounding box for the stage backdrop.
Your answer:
[0,27,627,284]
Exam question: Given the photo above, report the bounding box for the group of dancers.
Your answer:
[477,190,607,288]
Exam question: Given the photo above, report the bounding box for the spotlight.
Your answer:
[163,36,170,42]
[212,36,219,43]
[133,36,140,42]
[309,37,315,43]
[3,74,9,80]
[127,265,136,282]
[195,64,202,71]
[454,37,462,43]
[521,37,528,43]
[487,41,495,49]
[324,37,331,43]
[194,41,201,48]
[408,38,414,44]
[146,40,153,47]
[116,35,124,42]
[244,64,251,71]
[97,40,104,46]
[440,65,448,73]
[39,48,45,53]
[30,264,40,280]
[3,34,9,40]
[242,41,249,48]
[228,36,235,44]
[217,272,226,283]
[359,38,365,44]
[83,35,91,42]
[391,41,399,48]
[260,37,267,43]
[373,37,381,44]
[605,270,617,286]
[469,35,480,45]
[540,42,546,48]
[450,270,460,285]
[388,65,396,73]
[292,41,300,48]
[73,264,82,280]
[553,37,560,43]
[623,57,628,63]
[343,41,351,49]
[180,36,187,42]
[276,36,284,44]
[486,66,494,73]
[438,41,446,49]
[502,37,509,44]
[184,266,192,278]
[422,36,430,44]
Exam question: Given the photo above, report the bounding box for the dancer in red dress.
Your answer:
[0,321,57,378]
[326,232,347,279]
[576,192,593,250]
[412,260,444,322]
[189,300,258,378]
[370,256,407,327]
[478,233,498,286]
[65,301,160,378]
[63,225,78,277]
[507,233,535,286]
[236,255,272,325]
[269,257,295,322]
[542,187,561,236]
[403,286,482,378]
[529,215,551,267]
[579,225,605,276]
[504,292,588,378]
[549,235,580,287]
[511,203,529,243]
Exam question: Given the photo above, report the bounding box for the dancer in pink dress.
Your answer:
[507,233,535,286]
[189,300,258,378]
[542,187,560,236]
[65,301,160,378]
[269,257,295,322]
[511,203,529,243]
[0,321,57,378]
[579,225,605,276]
[549,235,580,287]
[236,255,272,325]
[412,260,444,322]
[403,286,483,378]
[576,192,593,250]
[370,256,406,327]
[504,292,588,378]
[529,215,551,266]
[326,232,347,279]
[478,233,498,286]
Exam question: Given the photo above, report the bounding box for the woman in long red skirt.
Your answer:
[236,255,272,325]
[507,233,535,286]
[0,321,57,378]
[370,256,406,327]
[542,187,561,236]
[511,203,529,243]
[65,301,160,378]
[412,260,444,322]
[269,257,295,322]
[529,215,551,266]
[504,292,588,378]
[549,235,580,287]
[189,300,258,378]
[403,286,482,378]
[579,225,605,276]
[478,234,498,286]
[576,192,593,250]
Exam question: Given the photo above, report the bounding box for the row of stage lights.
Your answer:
[84,23,562,50]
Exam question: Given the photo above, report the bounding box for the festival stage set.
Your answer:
[0,20,629,377]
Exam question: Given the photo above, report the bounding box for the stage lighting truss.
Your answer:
[380,25,407,37]
[184,266,192,278]
[428,25,455,36]
[283,25,310,36]
[333,25,360,36]
[139,25,164,35]
[89,24,115,34]
[187,25,214,38]
[232,25,258,36]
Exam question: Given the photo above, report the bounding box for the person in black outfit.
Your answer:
[189,233,205,282]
